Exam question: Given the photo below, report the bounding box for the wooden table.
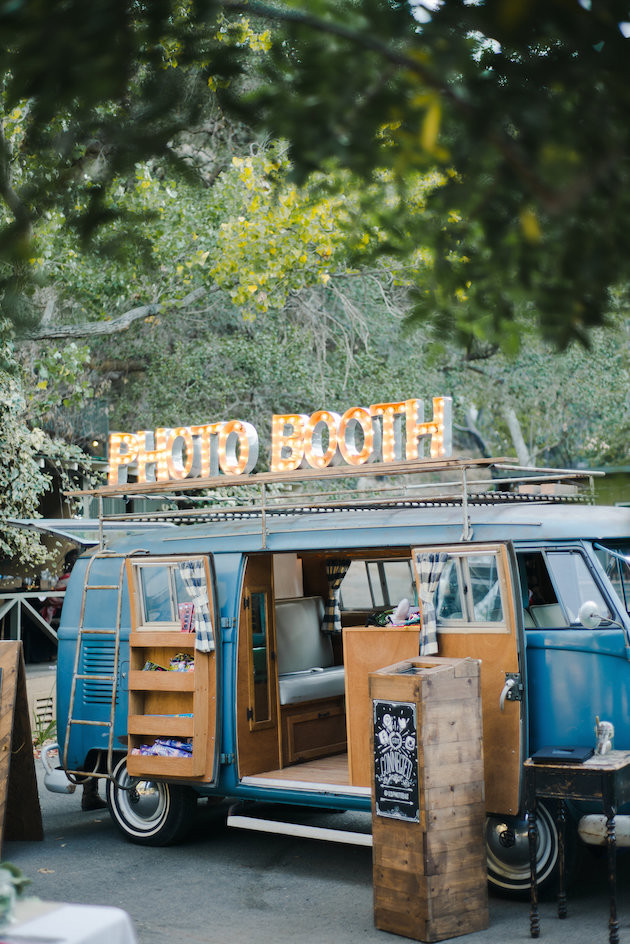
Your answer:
[524,750,630,944]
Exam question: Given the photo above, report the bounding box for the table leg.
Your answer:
[557,799,567,919]
[604,799,619,944]
[527,772,540,939]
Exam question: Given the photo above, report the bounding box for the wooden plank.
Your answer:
[126,752,198,778]
[0,642,43,848]
[127,715,194,737]
[418,737,484,770]
[422,759,485,790]
[423,837,486,877]
[128,670,195,692]
[129,631,194,646]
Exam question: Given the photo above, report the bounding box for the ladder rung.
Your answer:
[68,719,113,727]
[84,584,120,591]
[75,674,116,682]
[78,628,118,635]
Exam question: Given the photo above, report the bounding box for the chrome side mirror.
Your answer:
[578,600,606,629]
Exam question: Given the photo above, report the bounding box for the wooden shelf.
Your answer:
[127,714,194,737]
[129,631,196,647]
[128,670,195,692]
[126,753,198,778]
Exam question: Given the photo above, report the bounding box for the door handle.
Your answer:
[499,673,523,711]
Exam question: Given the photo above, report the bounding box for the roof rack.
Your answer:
[67,457,603,547]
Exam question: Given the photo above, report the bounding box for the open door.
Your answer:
[412,542,527,815]
[236,554,280,777]
[126,554,221,783]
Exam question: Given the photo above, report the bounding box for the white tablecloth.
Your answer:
[1,901,138,944]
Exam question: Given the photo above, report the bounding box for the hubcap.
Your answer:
[114,765,169,832]
[485,805,557,890]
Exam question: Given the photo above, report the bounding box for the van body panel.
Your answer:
[55,497,630,890]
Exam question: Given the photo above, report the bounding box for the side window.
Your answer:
[518,549,612,629]
[594,543,630,617]
[340,559,416,612]
[131,557,214,635]
[138,564,175,623]
[546,551,612,625]
[412,546,508,633]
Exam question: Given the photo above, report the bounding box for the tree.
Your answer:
[3,1,630,348]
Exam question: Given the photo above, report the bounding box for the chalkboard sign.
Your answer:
[373,698,419,823]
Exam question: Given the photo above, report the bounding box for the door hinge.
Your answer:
[219,753,235,766]
[246,707,254,721]
[243,595,250,610]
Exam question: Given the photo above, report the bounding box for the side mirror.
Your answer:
[578,600,606,629]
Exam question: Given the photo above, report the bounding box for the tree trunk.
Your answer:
[503,406,532,467]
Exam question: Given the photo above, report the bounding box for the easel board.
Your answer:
[0,641,43,850]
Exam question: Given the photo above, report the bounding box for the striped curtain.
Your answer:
[416,552,448,655]
[322,559,351,635]
[179,560,215,653]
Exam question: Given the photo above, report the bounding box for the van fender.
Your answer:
[578,813,630,846]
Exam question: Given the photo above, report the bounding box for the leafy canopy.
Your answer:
[1,1,630,348]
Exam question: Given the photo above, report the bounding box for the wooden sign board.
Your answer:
[0,641,43,851]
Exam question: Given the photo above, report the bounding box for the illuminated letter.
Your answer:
[338,407,381,465]
[136,429,170,483]
[270,414,308,472]
[218,420,259,475]
[304,411,341,469]
[405,396,453,459]
[189,423,223,478]
[369,401,407,462]
[107,433,139,485]
[166,427,195,480]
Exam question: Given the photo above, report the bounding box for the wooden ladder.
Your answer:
[62,549,130,783]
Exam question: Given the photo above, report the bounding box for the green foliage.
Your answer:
[32,713,56,749]
[2,1,630,347]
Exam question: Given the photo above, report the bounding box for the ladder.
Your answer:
[62,548,139,783]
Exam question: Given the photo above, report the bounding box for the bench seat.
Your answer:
[275,596,346,706]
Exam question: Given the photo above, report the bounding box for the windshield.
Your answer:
[593,542,630,617]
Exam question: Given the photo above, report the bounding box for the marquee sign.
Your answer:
[107,396,452,486]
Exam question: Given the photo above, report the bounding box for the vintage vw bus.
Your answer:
[50,453,630,898]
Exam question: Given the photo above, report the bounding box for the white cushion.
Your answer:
[279,666,346,706]
[275,596,332,674]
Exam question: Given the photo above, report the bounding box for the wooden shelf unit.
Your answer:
[127,630,210,778]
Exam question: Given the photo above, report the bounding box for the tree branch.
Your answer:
[220,1,609,215]
[0,120,33,239]
[19,287,209,342]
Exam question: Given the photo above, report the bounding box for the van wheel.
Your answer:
[485,802,571,898]
[106,756,196,846]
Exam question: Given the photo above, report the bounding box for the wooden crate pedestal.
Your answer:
[370,656,488,943]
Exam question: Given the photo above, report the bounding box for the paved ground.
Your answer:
[5,761,630,944]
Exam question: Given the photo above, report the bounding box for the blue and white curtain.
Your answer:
[179,560,215,653]
[416,552,448,656]
[322,559,351,635]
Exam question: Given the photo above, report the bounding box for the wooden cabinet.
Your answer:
[280,696,346,765]
[126,631,211,778]
[343,626,420,787]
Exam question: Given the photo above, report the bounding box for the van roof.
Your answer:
[99,500,630,556]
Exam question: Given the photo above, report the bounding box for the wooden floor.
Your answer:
[252,752,350,785]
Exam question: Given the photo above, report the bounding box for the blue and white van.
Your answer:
[52,458,630,897]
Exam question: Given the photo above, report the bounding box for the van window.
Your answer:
[134,558,210,626]
[340,559,416,611]
[518,550,612,628]
[594,543,630,617]
[431,551,505,629]
[546,551,611,624]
